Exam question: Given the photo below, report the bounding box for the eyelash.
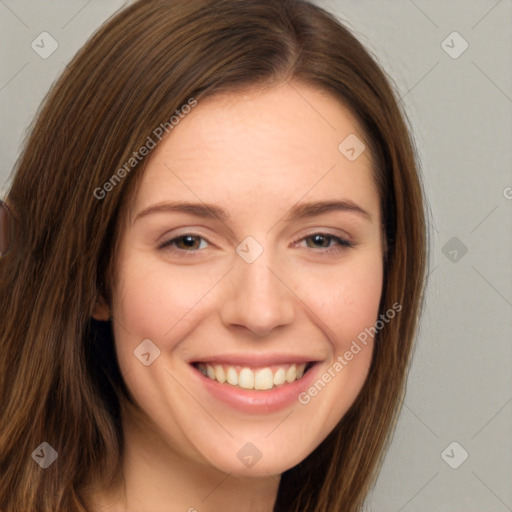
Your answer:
[158,232,354,257]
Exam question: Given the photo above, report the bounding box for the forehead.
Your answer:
[130,81,379,223]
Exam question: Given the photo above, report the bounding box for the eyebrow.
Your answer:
[134,199,372,224]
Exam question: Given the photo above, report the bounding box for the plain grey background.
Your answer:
[1,1,511,511]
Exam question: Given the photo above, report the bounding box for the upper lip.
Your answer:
[189,354,320,367]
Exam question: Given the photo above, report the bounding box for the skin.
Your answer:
[92,81,384,512]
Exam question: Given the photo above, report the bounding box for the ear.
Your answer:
[92,294,111,321]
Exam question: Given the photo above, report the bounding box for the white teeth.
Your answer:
[214,364,226,383]
[226,367,238,386]
[239,368,255,389]
[285,364,297,383]
[199,362,310,390]
[254,368,274,390]
[273,368,286,386]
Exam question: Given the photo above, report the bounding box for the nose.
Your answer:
[219,248,296,337]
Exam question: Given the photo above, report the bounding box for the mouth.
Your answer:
[189,357,322,413]
[192,361,315,391]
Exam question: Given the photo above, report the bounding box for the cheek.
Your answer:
[109,250,233,388]
[293,252,383,432]
[112,245,383,361]
[112,251,213,341]
[295,250,384,348]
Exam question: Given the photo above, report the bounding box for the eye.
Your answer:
[158,231,354,257]
[294,232,354,255]
[158,234,209,255]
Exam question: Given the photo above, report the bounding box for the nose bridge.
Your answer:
[239,245,280,299]
[235,233,280,287]
[219,235,296,336]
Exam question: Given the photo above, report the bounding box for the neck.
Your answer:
[92,401,280,512]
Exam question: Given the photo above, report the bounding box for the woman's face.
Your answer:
[102,81,383,476]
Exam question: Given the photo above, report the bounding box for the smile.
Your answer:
[194,362,313,390]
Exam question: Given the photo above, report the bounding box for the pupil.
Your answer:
[182,236,196,248]
[313,234,328,247]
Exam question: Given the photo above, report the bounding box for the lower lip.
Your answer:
[191,363,320,414]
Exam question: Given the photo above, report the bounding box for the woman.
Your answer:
[0,0,427,510]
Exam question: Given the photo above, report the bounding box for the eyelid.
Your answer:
[158,228,355,256]
[157,226,353,245]
[292,227,354,246]
[157,227,212,245]
[291,232,355,254]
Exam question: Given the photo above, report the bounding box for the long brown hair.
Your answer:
[0,0,427,510]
